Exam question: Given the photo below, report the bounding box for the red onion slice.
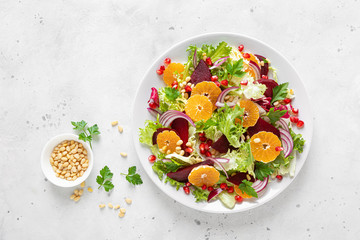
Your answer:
[147,108,162,118]
[206,157,229,178]
[215,86,239,108]
[159,110,195,127]
[209,56,229,70]
[279,128,293,157]
[248,61,261,80]
[207,188,223,202]
[277,118,289,132]
[252,176,269,193]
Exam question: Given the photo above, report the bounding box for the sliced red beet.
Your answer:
[189,59,212,85]
[247,117,280,139]
[257,78,278,98]
[227,172,255,185]
[171,118,189,149]
[152,128,178,145]
[255,54,269,76]
[167,159,214,182]
[211,135,230,153]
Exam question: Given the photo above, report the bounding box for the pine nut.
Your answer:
[72,176,77,181]
[82,163,88,168]
[78,189,83,196]
[65,173,70,178]
[74,196,80,202]
[180,150,185,156]
[70,194,76,200]
[186,142,192,147]
[99,204,105,208]
[118,212,125,218]
[77,165,82,171]
[67,177,72,181]
[125,198,132,205]
[176,140,183,146]
[253,138,261,143]
[111,121,118,126]
[108,203,113,209]
[87,187,93,192]
[166,150,171,154]
[120,152,127,157]
[60,147,65,151]
[80,181,85,188]
[59,175,64,179]
[118,125,123,133]
[114,205,120,210]
[175,146,181,151]
[74,189,79,195]
[120,208,126,214]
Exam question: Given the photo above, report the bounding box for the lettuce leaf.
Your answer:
[152,160,182,180]
[290,128,305,153]
[164,177,184,190]
[221,142,254,175]
[158,87,187,112]
[139,115,163,146]
[192,186,209,202]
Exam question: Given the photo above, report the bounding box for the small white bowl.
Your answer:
[41,133,94,187]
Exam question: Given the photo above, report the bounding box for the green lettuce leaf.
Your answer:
[152,160,182,180]
[164,177,184,190]
[192,186,209,202]
[158,87,187,112]
[290,128,305,153]
[221,142,254,175]
[139,115,163,146]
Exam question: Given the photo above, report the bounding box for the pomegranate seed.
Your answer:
[207,186,214,191]
[156,69,163,75]
[183,186,190,194]
[284,98,291,104]
[205,151,212,157]
[235,195,243,203]
[149,102,157,109]
[200,149,206,154]
[220,80,228,86]
[148,155,156,163]
[262,75,268,79]
[159,65,165,71]
[297,120,304,128]
[290,116,299,123]
[238,44,244,52]
[276,175,283,180]
[199,136,207,142]
[185,182,191,187]
[211,75,218,82]
[185,147,193,154]
[202,184,207,190]
[172,80,178,87]
[215,81,220,87]
[220,183,227,190]
[227,186,234,193]
[206,139,213,145]
[243,53,250,59]
[206,57,213,66]
[164,58,171,65]
[204,144,210,151]
[198,132,205,137]
[275,146,284,151]
[185,85,192,92]
[240,80,248,86]
[292,108,299,114]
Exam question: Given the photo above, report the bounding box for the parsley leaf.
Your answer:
[226,59,246,79]
[238,180,258,198]
[164,87,181,101]
[96,166,114,192]
[290,128,305,153]
[271,82,289,104]
[121,166,143,185]
[254,161,274,181]
[267,108,287,125]
[71,120,100,149]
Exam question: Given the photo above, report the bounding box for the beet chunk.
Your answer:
[167,160,214,182]
[227,172,255,185]
[255,54,269,76]
[211,135,231,153]
[257,78,278,98]
[247,117,280,139]
[189,59,212,85]
[171,118,189,149]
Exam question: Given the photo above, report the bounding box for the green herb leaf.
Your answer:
[290,128,305,153]
[71,120,100,149]
[226,59,246,79]
[254,161,274,181]
[271,82,289,104]
[267,108,287,125]
[71,120,87,131]
[122,166,143,185]
[96,166,114,192]
[164,87,181,101]
[238,180,258,198]
[88,124,100,136]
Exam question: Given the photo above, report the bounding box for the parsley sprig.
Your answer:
[271,82,289,104]
[267,108,287,125]
[254,162,274,181]
[71,120,100,149]
[121,166,143,185]
[226,59,246,79]
[238,180,258,198]
[96,166,114,192]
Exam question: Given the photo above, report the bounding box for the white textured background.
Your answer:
[1,0,359,239]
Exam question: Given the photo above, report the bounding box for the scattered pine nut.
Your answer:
[74,189,79,195]
[125,198,132,205]
[111,121,118,126]
[70,194,76,200]
[186,142,192,147]
[80,181,85,188]
[99,204,106,208]
[74,196,80,202]
[108,203,114,209]
[118,212,125,218]
[176,140,183,146]
[120,152,128,157]
[114,205,120,210]
[120,208,126,214]
[78,189,84,196]
[87,187,93,193]
[118,125,123,133]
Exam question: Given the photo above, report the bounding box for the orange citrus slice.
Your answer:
[250,131,281,163]
[188,165,220,187]
[191,81,221,109]
[235,100,259,128]
[234,185,253,198]
[156,130,181,154]
[185,95,213,122]
[163,63,185,86]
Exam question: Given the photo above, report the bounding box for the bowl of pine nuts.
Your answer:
[41,133,94,187]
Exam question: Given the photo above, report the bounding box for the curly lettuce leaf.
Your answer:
[152,160,182,180]
[158,87,187,112]
[192,186,209,202]
[290,128,305,153]
[221,142,254,175]
[139,115,163,146]
[230,73,267,99]
[164,177,184,190]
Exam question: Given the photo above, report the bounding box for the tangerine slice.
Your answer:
[191,81,221,109]
[234,185,253,198]
[236,100,259,128]
[250,131,281,163]
[188,165,220,187]
[185,95,213,122]
[156,130,181,154]
[163,63,185,86]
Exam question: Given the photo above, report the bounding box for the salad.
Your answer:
[139,41,305,209]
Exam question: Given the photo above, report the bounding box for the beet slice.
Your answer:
[171,118,189,149]
[257,78,278,98]
[255,54,269,76]
[227,172,255,185]
[211,135,231,153]
[189,59,212,85]
[167,160,214,182]
[247,117,280,139]
[152,128,178,145]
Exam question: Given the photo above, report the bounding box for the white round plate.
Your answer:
[132,33,313,213]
